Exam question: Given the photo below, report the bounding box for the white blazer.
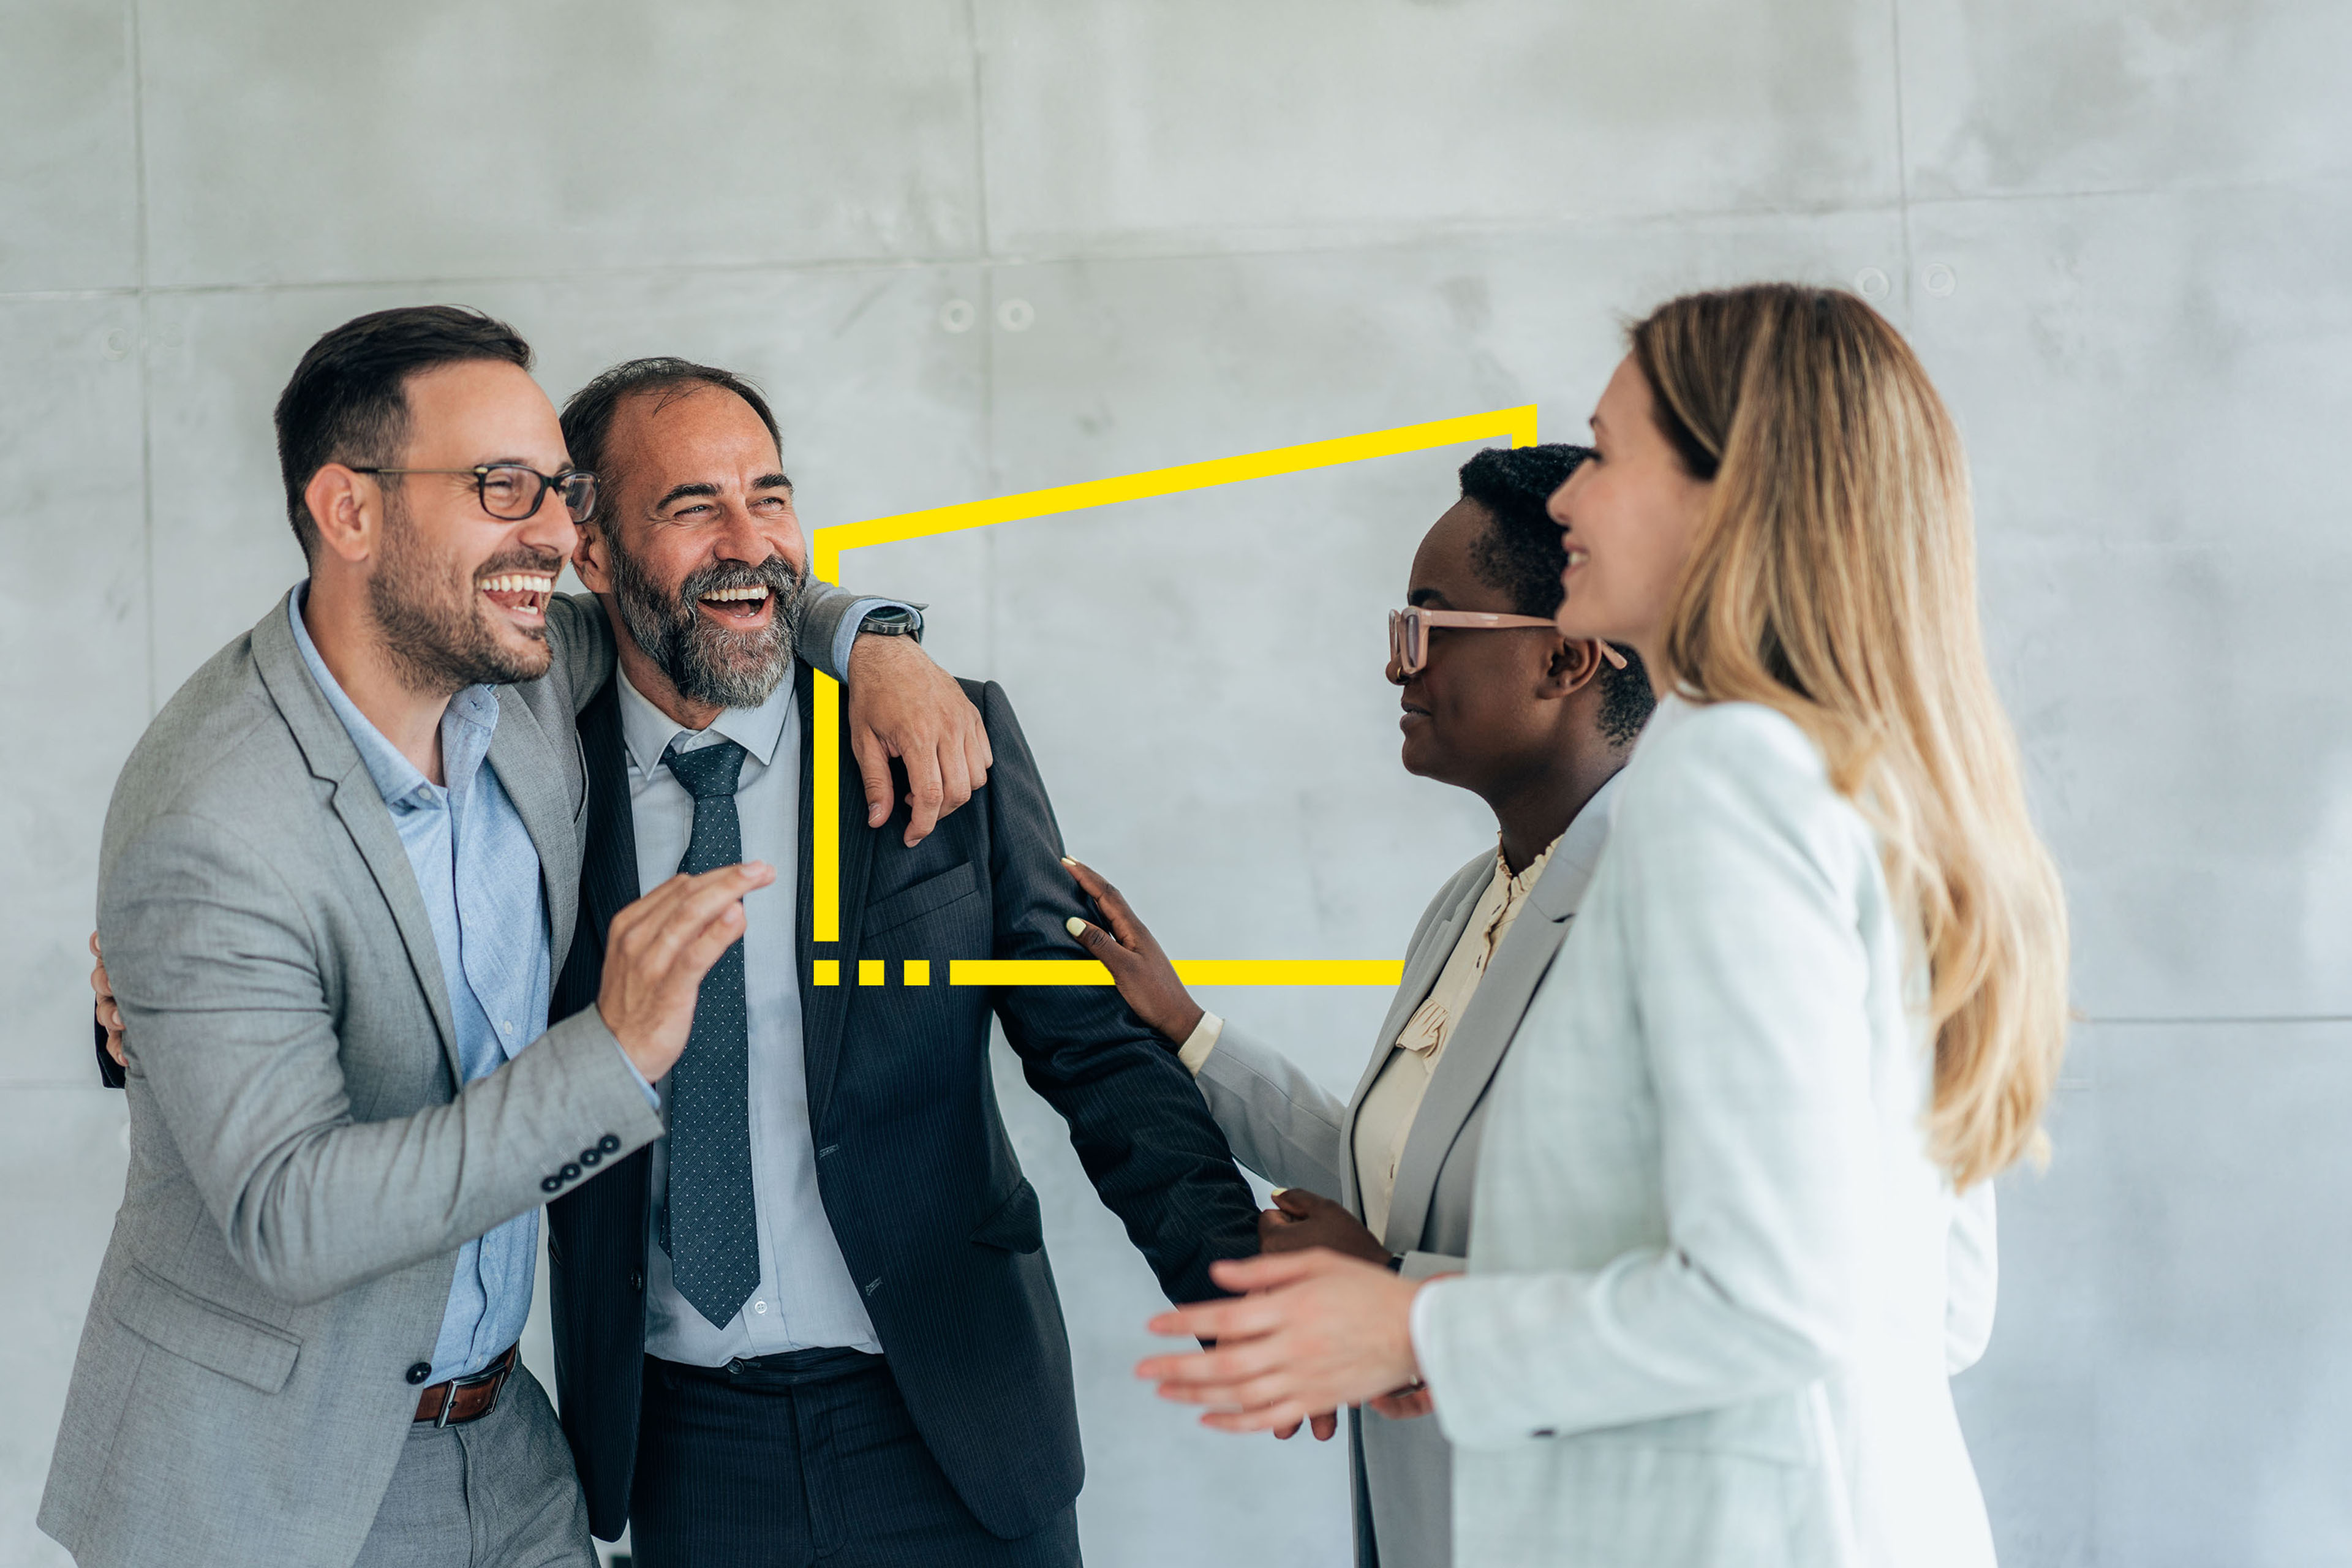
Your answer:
[1411,696,2000,1568]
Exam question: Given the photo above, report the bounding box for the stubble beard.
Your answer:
[368,486,558,695]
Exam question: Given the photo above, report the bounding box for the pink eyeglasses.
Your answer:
[1387,607,1629,677]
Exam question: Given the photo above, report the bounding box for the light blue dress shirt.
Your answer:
[286,587,551,1382]
[614,662,883,1362]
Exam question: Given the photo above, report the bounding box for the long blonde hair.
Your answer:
[1632,284,2068,1188]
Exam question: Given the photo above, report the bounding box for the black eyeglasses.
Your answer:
[352,464,598,524]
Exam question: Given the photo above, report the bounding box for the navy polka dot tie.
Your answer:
[658,737,759,1328]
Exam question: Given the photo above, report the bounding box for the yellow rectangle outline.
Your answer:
[810,403,1540,981]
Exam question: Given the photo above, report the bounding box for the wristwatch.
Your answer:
[857,604,924,639]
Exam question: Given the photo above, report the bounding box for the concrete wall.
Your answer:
[4,1,2348,1562]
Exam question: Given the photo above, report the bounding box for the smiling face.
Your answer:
[1547,353,1714,673]
[1391,497,1599,793]
[364,358,575,693]
[575,382,809,714]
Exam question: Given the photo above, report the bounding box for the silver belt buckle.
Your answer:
[429,1355,508,1428]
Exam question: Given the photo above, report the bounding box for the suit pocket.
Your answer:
[862,861,979,941]
[970,1180,1044,1253]
[110,1261,301,1394]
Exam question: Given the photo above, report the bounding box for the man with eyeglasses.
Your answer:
[42,306,984,1568]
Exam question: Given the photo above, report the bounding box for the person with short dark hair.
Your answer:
[535,356,1264,1567]
[47,306,984,1568]
[1063,443,1653,1568]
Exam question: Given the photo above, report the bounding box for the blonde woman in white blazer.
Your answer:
[1138,284,2070,1568]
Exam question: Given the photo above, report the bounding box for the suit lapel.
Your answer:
[573,676,639,958]
[1336,867,1484,1215]
[1378,772,1627,1254]
[490,685,580,964]
[250,603,462,1084]
[796,665,878,1129]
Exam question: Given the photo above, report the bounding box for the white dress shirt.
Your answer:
[615,662,883,1362]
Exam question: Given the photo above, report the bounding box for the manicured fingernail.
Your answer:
[1065,916,1087,938]
[1269,1188,1288,1198]
[1060,856,1076,867]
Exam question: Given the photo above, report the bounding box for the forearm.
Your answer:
[165,1008,663,1305]
[1190,1023,1349,1196]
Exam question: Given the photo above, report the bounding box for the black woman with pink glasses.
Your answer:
[1060,443,1654,1568]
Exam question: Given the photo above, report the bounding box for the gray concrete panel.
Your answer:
[0,300,150,1085]
[976,0,1902,256]
[0,0,138,293]
[1959,1022,2352,1567]
[1899,0,2352,200]
[135,0,984,289]
[0,1088,128,1568]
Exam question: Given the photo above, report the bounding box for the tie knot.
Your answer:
[663,737,748,801]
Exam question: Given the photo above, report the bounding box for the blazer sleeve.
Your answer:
[1414,712,1879,1446]
[99,809,666,1306]
[970,682,1264,1305]
[1190,1023,1349,1196]
[545,593,618,714]
[1191,854,1484,1200]
[1945,1178,1999,1374]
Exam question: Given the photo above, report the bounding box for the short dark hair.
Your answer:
[560,357,784,523]
[1457,443,1656,747]
[273,305,534,559]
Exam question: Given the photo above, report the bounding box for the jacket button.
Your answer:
[559,1163,581,1181]
[628,1270,644,1292]
[540,1175,564,1194]
[405,1362,432,1385]
[579,1148,601,1167]
[597,1133,621,1154]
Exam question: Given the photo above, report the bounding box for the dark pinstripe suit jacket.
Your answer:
[546,664,1261,1543]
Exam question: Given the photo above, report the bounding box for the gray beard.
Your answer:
[368,491,555,695]
[608,542,805,709]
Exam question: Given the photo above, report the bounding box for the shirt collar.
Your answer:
[614,655,796,775]
[284,584,500,810]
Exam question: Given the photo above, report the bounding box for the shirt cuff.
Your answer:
[614,1039,661,1108]
[1409,1270,1456,1388]
[829,597,924,679]
[1175,1011,1224,1076]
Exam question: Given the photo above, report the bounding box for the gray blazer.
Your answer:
[40,579,875,1568]
[1191,774,1622,1568]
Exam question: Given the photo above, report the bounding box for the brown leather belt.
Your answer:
[413,1344,518,1427]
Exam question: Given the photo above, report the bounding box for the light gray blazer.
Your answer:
[39,593,665,1568]
[44,583,881,1568]
[1193,773,1622,1568]
[1412,698,2001,1568]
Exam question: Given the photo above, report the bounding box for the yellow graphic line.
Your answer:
[810,403,1540,948]
[946,960,1407,988]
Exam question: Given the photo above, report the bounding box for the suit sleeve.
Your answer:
[971,682,1263,1304]
[95,1016,124,1089]
[1413,717,1875,1446]
[1189,1023,1348,1196]
[100,810,666,1306]
[546,594,617,715]
[1188,860,1478,1198]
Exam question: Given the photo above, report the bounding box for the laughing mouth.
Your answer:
[479,571,556,617]
[698,584,773,621]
